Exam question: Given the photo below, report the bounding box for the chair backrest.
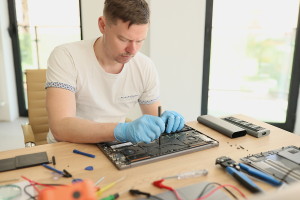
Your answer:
[26,69,48,144]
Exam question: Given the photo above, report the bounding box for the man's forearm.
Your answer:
[49,117,118,143]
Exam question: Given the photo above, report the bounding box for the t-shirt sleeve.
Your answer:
[45,46,77,93]
[138,59,160,104]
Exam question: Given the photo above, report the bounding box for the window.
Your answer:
[202,0,300,131]
[8,0,82,116]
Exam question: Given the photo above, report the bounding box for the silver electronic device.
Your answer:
[222,116,270,138]
[197,115,246,138]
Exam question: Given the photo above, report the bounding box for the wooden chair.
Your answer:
[22,69,48,146]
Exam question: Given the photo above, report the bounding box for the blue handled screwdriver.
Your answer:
[158,106,162,149]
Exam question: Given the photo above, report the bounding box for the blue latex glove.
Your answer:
[114,115,165,144]
[160,111,185,133]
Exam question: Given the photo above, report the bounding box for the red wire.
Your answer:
[21,176,54,193]
[171,188,183,200]
[195,184,248,200]
[153,179,183,200]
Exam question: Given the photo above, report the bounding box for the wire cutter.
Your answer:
[216,156,282,193]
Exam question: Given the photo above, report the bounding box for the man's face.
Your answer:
[102,18,149,64]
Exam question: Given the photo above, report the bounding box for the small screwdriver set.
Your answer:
[222,116,270,138]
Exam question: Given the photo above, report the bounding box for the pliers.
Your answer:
[216,156,282,193]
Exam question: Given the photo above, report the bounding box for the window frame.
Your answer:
[202,0,300,132]
[7,0,83,117]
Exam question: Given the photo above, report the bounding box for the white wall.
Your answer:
[149,0,205,121]
[80,0,104,40]
[0,0,19,121]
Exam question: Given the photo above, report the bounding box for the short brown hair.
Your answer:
[104,0,150,27]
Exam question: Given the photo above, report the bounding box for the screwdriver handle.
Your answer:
[226,167,262,193]
[239,163,282,186]
[177,169,208,179]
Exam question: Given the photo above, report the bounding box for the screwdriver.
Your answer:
[162,169,208,180]
[158,106,162,148]
[97,176,125,197]
[100,193,119,200]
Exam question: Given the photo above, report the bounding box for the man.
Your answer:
[45,0,184,144]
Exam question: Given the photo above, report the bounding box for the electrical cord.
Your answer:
[129,189,164,200]
[22,176,65,200]
[23,183,65,200]
[152,179,183,200]
[24,184,37,200]
[196,184,247,200]
[197,182,238,200]
[130,181,248,200]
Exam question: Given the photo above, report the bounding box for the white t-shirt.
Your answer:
[45,38,160,143]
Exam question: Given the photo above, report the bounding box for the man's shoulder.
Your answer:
[135,51,150,59]
[127,52,157,76]
[132,52,154,66]
[53,38,95,53]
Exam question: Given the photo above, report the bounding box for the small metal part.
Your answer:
[52,156,56,166]
[215,156,239,170]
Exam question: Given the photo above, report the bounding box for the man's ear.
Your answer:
[98,16,106,34]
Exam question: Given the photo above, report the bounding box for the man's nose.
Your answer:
[125,41,138,54]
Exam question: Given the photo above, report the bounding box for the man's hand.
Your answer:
[160,111,185,133]
[114,115,165,143]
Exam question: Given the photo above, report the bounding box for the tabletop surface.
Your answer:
[1,114,299,199]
